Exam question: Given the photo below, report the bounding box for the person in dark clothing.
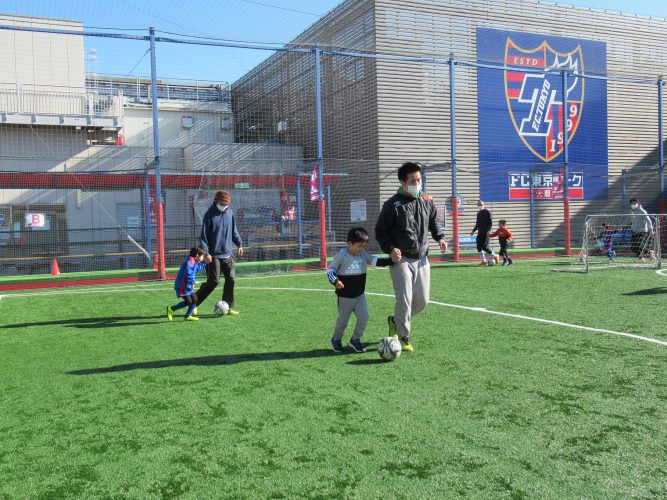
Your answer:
[195,190,244,315]
[375,161,447,352]
[470,200,499,265]
[326,227,393,353]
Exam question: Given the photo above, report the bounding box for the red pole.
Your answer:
[156,201,166,280]
[452,196,460,261]
[659,196,666,215]
[563,196,571,256]
[319,198,327,269]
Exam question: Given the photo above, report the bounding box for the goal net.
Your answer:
[553,214,661,273]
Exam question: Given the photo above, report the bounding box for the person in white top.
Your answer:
[628,197,654,260]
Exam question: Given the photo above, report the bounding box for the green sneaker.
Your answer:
[185,315,199,321]
[387,316,396,337]
[192,307,198,317]
[227,309,240,316]
[400,336,414,352]
[166,306,173,321]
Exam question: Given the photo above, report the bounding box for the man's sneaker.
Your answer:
[185,315,199,321]
[192,307,198,317]
[400,336,414,352]
[227,309,240,316]
[330,338,344,353]
[348,339,367,353]
[166,306,173,321]
[387,316,397,337]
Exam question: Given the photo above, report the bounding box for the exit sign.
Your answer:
[234,182,250,189]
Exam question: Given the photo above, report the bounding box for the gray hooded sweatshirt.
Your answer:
[629,204,653,233]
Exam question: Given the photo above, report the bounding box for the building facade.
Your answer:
[232,0,667,250]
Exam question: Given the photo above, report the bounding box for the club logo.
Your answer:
[504,38,584,162]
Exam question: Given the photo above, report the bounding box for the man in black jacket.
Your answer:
[470,200,498,265]
[375,162,447,352]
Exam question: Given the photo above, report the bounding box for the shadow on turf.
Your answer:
[66,348,366,375]
[622,287,667,296]
[0,315,168,330]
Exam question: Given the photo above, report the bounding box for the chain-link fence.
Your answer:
[1,9,666,287]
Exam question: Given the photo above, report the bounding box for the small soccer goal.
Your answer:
[552,213,662,273]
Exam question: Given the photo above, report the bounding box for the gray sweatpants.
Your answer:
[390,256,430,339]
[332,294,369,341]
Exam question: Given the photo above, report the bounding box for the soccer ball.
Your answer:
[378,336,402,361]
[214,300,230,316]
[486,258,496,266]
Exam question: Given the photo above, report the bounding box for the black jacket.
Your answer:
[472,208,493,234]
[375,191,445,259]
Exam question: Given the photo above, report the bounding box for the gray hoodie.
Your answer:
[629,204,653,233]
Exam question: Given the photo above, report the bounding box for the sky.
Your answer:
[0,0,665,84]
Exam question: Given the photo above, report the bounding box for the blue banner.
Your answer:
[476,28,608,202]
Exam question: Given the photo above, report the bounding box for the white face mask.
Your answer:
[405,183,421,197]
[630,204,638,210]
[217,203,229,212]
[477,205,485,211]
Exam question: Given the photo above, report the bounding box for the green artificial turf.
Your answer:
[0,259,665,498]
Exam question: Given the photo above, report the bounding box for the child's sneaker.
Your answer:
[400,336,414,352]
[185,315,199,321]
[507,259,513,266]
[227,309,240,316]
[330,338,344,353]
[192,307,198,317]
[348,339,367,353]
[387,316,397,337]
[166,306,173,321]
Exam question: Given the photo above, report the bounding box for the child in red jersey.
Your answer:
[490,219,513,266]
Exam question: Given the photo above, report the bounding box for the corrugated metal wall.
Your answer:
[233,0,667,250]
[375,0,667,248]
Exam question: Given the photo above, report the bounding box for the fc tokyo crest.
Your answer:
[504,37,584,162]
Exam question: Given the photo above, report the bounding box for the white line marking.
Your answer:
[656,268,667,277]
[237,286,667,347]
[3,282,664,347]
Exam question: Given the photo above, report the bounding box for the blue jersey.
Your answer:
[174,256,207,297]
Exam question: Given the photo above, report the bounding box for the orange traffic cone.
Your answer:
[51,258,61,276]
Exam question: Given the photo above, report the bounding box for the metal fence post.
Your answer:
[562,70,571,256]
[529,170,535,248]
[314,44,327,268]
[659,76,665,213]
[149,27,166,279]
[449,55,459,261]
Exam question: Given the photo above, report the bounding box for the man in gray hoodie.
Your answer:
[628,197,654,260]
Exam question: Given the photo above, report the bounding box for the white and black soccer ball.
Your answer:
[378,336,402,361]
[214,300,230,316]
[486,258,496,266]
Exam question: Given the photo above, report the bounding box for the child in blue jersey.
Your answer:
[167,246,212,321]
[327,227,392,353]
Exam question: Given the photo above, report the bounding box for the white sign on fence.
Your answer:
[350,199,367,222]
[25,213,46,228]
